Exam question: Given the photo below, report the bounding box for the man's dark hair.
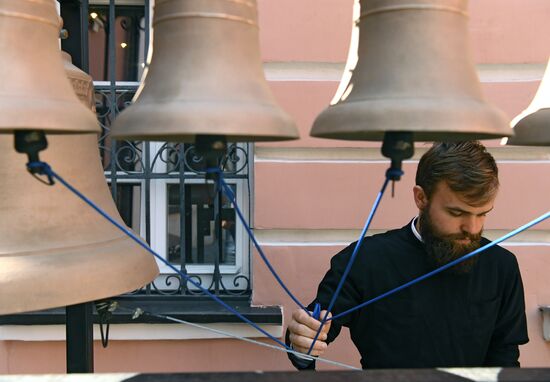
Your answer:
[415,141,499,205]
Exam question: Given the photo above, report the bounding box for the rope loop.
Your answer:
[26,161,51,173]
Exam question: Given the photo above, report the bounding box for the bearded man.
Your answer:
[287,141,528,369]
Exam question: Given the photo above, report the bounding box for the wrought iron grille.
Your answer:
[61,0,252,297]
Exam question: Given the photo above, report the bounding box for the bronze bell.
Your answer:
[507,59,550,146]
[0,54,159,315]
[111,0,298,142]
[0,0,98,134]
[310,0,511,141]
[62,52,97,113]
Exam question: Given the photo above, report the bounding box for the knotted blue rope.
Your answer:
[208,167,309,314]
[328,209,550,322]
[27,161,291,350]
[306,168,401,355]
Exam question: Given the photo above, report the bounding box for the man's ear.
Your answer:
[413,185,428,210]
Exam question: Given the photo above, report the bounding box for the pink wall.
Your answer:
[1,0,549,374]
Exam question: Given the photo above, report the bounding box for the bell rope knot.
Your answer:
[385,168,404,181]
[26,161,51,174]
[26,161,55,186]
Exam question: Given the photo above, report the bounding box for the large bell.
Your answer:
[0,54,159,315]
[0,0,98,134]
[111,0,298,142]
[310,0,511,141]
[507,58,550,146]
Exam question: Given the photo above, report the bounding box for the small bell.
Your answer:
[111,0,298,143]
[507,58,550,146]
[0,0,98,134]
[61,52,97,113]
[310,0,511,142]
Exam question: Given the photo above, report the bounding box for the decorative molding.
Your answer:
[262,62,546,83]
[0,322,282,342]
[255,146,550,163]
[256,229,550,247]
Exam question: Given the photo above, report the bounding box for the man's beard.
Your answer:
[419,208,482,275]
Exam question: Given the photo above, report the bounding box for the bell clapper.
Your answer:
[14,130,54,185]
[381,132,414,197]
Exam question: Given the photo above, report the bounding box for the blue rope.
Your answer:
[329,210,550,322]
[210,168,309,314]
[306,170,399,355]
[27,161,291,350]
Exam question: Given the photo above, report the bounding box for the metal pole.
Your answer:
[213,175,223,295]
[66,302,94,373]
[63,0,94,374]
[108,0,118,201]
[79,0,89,73]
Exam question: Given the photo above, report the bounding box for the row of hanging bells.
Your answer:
[1,0,546,145]
[111,0,522,143]
[111,0,299,142]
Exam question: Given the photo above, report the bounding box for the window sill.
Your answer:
[0,296,283,342]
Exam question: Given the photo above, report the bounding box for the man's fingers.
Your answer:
[288,320,328,340]
[288,308,333,358]
[292,344,326,357]
[289,333,328,355]
[292,309,321,329]
[292,308,333,334]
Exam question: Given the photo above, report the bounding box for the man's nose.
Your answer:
[461,216,482,236]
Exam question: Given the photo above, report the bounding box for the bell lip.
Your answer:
[110,101,300,142]
[0,128,100,135]
[310,131,511,142]
[0,237,159,315]
[310,98,512,142]
[110,133,299,143]
[0,98,101,134]
[507,108,550,147]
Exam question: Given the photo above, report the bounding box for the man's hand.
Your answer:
[288,308,332,357]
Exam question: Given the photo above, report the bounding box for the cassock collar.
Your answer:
[411,216,423,243]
